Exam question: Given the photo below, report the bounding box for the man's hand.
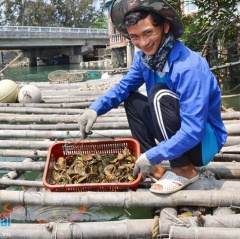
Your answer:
[78,109,97,138]
[133,153,156,181]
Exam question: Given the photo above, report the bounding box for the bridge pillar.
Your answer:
[68,46,83,64]
[126,42,135,68]
[23,49,37,66]
[0,51,3,67]
[69,55,83,64]
[28,57,37,66]
[111,48,126,68]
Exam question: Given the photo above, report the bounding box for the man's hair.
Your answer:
[123,10,164,28]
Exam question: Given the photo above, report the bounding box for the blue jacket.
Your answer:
[90,40,227,164]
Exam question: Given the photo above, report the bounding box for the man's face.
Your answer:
[127,16,169,56]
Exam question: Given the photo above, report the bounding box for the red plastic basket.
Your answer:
[43,138,141,192]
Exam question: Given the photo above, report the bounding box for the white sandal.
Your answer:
[150,171,199,194]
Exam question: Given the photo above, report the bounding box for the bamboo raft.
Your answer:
[0,77,240,239]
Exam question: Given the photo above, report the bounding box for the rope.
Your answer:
[152,214,160,238]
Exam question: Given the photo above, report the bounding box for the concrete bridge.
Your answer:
[0,26,110,65]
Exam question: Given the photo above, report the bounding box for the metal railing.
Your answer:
[110,33,127,46]
[0,26,109,38]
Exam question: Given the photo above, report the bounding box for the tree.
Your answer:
[0,0,107,28]
[0,0,54,26]
[50,0,107,28]
[180,0,240,92]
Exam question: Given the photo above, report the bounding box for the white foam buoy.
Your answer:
[101,72,110,80]
[0,79,19,103]
[18,84,42,103]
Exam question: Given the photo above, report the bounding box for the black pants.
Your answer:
[124,84,203,168]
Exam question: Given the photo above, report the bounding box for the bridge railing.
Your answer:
[110,33,127,46]
[0,26,109,38]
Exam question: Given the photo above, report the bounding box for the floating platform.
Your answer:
[0,78,240,239]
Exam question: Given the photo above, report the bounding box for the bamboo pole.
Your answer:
[0,103,238,119]
[160,209,240,235]
[159,207,178,235]
[220,145,240,153]
[223,119,240,124]
[1,189,240,207]
[0,141,239,160]
[0,220,154,239]
[0,107,85,115]
[1,161,240,179]
[0,121,129,131]
[0,102,94,108]
[0,158,36,190]
[169,226,240,239]
[0,129,131,139]
[0,140,53,149]
[214,153,240,161]
[0,107,126,115]
[213,206,236,216]
[40,89,105,95]
[221,111,240,120]
[161,161,240,179]
[0,131,238,151]
[0,179,43,187]
[0,137,238,161]
[1,214,240,239]
[41,97,96,103]
[0,176,240,191]
[198,161,240,179]
[0,53,22,74]
[0,115,128,123]
[0,149,47,158]
[224,123,240,135]
[184,178,240,191]
[224,136,240,146]
[0,111,238,124]
[18,78,119,89]
[0,161,45,171]
[211,59,240,71]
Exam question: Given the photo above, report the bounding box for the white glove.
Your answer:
[133,153,156,181]
[78,109,97,138]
